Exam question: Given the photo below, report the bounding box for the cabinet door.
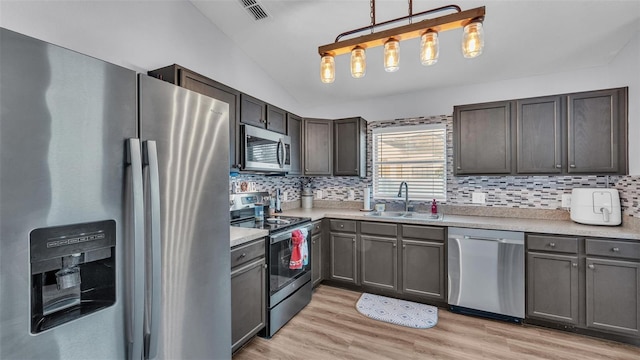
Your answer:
[266,104,287,134]
[402,239,445,300]
[516,96,563,173]
[311,232,322,287]
[526,252,579,324]
[231,258,266,352]
[361,235,397,291]
[454,101,513,175]
[567,88,627,174]
[334,117,365,177]
[585,257,640,336]
[287,113,303,175]
[304,119,333,176]
[240,94,267,128]
[329,232,358,284]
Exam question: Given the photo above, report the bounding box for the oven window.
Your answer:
[269,237,309,296]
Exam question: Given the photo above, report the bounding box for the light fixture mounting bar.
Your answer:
[318,6,485,57]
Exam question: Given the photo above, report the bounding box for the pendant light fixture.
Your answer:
[384,38,400,72]
[420,30,439,66]
[351,46,366,78]
[318,1,486,83]
[320,54,335,83]
[462,19,485,58]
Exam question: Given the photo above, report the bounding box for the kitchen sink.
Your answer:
[364,211,443,220]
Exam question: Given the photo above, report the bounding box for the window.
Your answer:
[372,124,446,201]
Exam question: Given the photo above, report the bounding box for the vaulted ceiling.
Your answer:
[191,0,640,108]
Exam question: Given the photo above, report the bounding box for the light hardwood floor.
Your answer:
[234,285,640,360]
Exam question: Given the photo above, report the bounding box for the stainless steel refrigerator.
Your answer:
[0,28,231,359]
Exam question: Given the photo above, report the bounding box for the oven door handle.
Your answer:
[270,224,312,244]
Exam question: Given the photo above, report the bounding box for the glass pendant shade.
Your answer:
[420,30,439,66]
[462,20,484,58]
[350,46,366,78]
[383,38,400,72]
[320,54,335,83]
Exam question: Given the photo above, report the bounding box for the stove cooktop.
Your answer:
[231,215,311,234]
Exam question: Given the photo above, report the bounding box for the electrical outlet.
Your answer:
[348,189,355,200]
[561,194,572,208]
[472,192,486,204]
[282,191,288,202]
[315,190,323,199]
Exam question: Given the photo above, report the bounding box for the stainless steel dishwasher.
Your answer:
[447,227,525,322]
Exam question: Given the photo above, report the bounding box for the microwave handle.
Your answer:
[277,139,284,169]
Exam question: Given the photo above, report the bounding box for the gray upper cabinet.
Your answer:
[304,118,333,176]
[148,64,241,171]
[567,88,627,174]
[454,101,513,175]
[333,117,367,177]
[287,113,303,175]
[516,96,564,174]
[240,94,287,134]
[454,87,628,176]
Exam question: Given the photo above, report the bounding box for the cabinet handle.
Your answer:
[570,164,576,168]
[340,224,344,228]
[572,263,578,267]
[268,122,272,125]
[305,169,309,171]
[263,263,268,269]
[393,243,396,248]
[457,166,461,170]
[352,239,356,243]
[549,242,556,248]
[556,164,561,168]
[612,247,620,252]
[588,264,595,270]
[403,245,406,249]
[312,240,316,244]
[240,253,247,258]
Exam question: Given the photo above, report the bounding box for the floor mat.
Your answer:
[355,293,438,329]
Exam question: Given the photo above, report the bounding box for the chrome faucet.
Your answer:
[397,181,409,212]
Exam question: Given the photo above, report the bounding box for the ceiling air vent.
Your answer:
[238,0,269,21]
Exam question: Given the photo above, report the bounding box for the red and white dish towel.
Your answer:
[289,228,309,269]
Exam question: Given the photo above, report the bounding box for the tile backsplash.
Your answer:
[230,115,640,219]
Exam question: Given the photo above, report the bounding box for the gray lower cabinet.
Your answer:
[360,221,398,291]
[401,224,446,301]
[311,220,323,287]
[329,219,358,285]
[231,239,266,353]
[526,234,640,340]
[527,252,579,324]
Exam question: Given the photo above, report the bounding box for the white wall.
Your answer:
[0,0,303,114]
[306,32,640,175]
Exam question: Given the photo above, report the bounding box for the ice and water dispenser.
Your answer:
[30,220,116,333]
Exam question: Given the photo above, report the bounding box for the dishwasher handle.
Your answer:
[461,235,524,245]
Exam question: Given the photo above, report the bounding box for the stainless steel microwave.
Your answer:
[241,125,291,173]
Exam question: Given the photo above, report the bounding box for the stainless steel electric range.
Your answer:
[230,192,312,338]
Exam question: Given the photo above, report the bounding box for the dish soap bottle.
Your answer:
[431,199,438,216]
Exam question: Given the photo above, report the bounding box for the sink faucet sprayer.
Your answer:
[397,181,409,212]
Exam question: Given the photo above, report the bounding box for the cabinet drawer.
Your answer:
[231,239,265,269]
[527,235,578,254]
[401,225,444,241]
[360,222,397,237]
[586,239,640,260]
[311,221,322,235]
[330,219,356,233]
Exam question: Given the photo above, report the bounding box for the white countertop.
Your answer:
[279,208,640,240]
[230,226,268,248]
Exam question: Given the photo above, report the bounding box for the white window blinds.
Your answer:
[372,124,447,201]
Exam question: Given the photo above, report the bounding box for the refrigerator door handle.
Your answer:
[143,140,162,360]
[126,138,145,360]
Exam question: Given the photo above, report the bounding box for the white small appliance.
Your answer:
[570,188,621,226]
